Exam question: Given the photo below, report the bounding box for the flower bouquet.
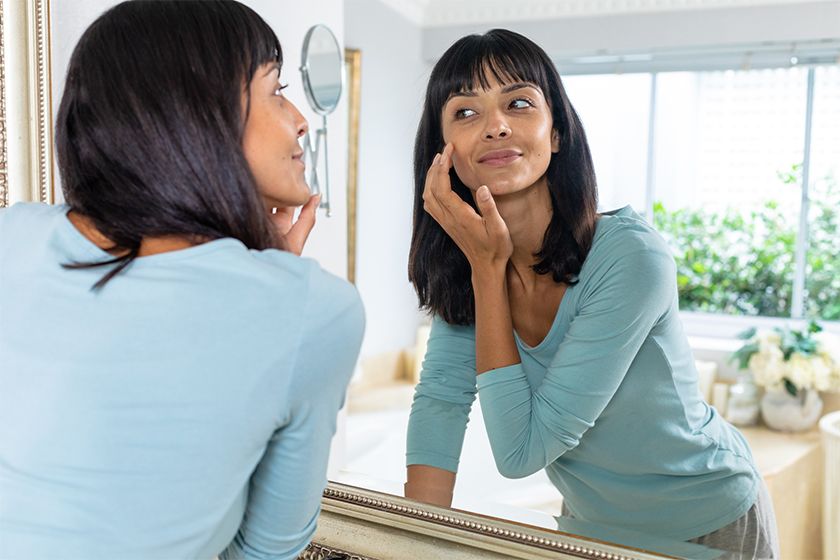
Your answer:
[732,321,840,431]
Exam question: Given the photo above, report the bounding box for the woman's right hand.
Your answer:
[268,194,320,256]
[422,143,513,274]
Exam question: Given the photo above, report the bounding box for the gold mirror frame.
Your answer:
[345,47,361,285]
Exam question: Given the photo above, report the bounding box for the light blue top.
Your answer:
[406,206,760,541]
[0,203,364,559]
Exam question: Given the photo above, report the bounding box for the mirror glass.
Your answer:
[301,25,342,114]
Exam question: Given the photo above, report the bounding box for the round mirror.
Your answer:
[300,25,343,115]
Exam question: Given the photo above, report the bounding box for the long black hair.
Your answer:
[56,0,281,288]
[408,29,599,326]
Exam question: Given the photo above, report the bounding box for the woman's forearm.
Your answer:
[405,465,456,507]
[472,267,519,375]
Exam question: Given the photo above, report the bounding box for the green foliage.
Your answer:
[653,166,840,321]
[731,340,759,370]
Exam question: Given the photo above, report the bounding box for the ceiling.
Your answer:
[375,0,838,27]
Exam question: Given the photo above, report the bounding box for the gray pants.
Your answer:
[688,481,780,560]
[561,481,780,560]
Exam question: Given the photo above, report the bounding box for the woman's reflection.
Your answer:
[404,28,779,559]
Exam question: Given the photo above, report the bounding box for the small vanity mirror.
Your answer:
[300,24,343,216]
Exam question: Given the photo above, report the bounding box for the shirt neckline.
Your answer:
[512,205,636,352]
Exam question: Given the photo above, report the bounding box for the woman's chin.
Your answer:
[262,186,312,208]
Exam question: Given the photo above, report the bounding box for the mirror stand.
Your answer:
[299,24,343,218]
[302,114,331,217]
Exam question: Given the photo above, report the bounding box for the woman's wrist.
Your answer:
[470,260,508,286]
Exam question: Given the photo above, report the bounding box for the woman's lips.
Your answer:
[478,149,522,167]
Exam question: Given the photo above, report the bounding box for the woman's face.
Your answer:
[242,62,310,207]
[440,73,559,197]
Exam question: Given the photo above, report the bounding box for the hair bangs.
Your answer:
[206,0,282,89]
[433,32,551,109]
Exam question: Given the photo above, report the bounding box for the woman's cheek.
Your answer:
[450,159,477,191]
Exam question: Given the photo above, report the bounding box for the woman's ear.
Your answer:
[551,129,561,153]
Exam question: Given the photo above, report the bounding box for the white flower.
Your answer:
[785,353,815,391]
[749,352,785,390]
[757,331,783,357]
[744,326,840,394]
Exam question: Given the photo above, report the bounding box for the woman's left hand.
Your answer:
[269,194,320,256]
[423,143,513,274]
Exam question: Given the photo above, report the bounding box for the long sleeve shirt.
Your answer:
[406,205,759,541]
[0,202,365,559]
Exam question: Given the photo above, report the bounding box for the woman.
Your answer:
[0,2,363,559]
[405,29,778,558]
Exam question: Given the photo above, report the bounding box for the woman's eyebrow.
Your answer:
[447,82,540,101]
[501,82,540,94]
[448,90,478,100]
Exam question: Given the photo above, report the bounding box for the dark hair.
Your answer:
[56,0,282,289]
[408,29,599,326]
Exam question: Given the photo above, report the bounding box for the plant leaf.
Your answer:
[784,378,799,397]
[730,342,759,370]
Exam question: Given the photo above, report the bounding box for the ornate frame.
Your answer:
[29,0,53,204]
[305,483,673,560]
[0,0,53,207]
[0,0,8,207]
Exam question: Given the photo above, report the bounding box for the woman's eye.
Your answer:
[274,83,288,97]
[454,108,477,119]
[510,98,534,109]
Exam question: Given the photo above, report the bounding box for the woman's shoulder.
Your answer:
[0,203,68,256]
[252,250,364,328]
[589,206,672,262]
[1,202,65,230]
[250,250,359,303]
[573,206,676,296]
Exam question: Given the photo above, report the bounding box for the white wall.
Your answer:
[346,0,428,359]
[48,0,348,277]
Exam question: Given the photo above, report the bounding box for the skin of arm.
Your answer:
[405,465,456,507]
[422,143,520,375]
[405,143,521,505]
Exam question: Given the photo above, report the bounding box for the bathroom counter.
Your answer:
[741,424,824,560]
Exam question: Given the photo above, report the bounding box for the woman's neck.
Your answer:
[491,176,554,292]
[67,211,198,257]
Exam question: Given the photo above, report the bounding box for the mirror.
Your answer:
[301,24,343,114]
[340,2,840,560]
[300,24,343,217]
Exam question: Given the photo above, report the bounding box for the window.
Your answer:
[805,66,840,321]
[562,62,839,324]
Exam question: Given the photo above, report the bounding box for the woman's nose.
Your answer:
[297,115,309,138]
[484,117,511,139]
[289,101,309,138]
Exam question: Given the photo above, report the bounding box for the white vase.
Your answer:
[760,389,823,432]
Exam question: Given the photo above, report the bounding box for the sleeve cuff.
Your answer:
[476,363,525,390]
[406,451,460,473]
